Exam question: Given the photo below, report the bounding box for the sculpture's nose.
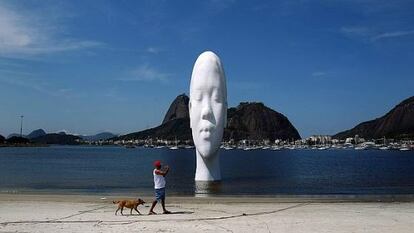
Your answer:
[201,102,213,120]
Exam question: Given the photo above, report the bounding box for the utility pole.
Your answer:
[20,115,24,137]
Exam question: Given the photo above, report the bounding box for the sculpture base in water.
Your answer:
[194,180,222,197]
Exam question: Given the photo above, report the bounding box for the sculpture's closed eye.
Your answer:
[212,95,222,103]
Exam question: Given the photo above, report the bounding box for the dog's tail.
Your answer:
[113,200,120,204]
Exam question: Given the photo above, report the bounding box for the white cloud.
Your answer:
[371,30,414,41]
[340,26,372,37]
[146,47,161,54]
[119,64,171,82]
[311,71,327,77]
[0,68,35,76]
[340,26,414,42]
[0,3,102,58]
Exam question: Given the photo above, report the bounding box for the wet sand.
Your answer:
[1,194,414,232]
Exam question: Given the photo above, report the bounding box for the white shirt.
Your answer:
[153,169,166,189]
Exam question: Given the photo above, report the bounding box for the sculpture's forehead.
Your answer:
[191,59,225,91]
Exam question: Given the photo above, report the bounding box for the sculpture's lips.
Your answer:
[199,125,215,140]
[199,126,215,133]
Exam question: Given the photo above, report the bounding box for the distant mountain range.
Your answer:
[7,128,48,139]
[80,132,117,141]
[27,129,47,139]
[5,129,116,144]
[116,94,301,142]
[31,132,81,145]
[333,96,414,139]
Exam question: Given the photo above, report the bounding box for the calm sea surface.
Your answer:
[1,146,414,196]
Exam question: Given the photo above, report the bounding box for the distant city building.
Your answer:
[307,135,332,145]
[345,137,353,144]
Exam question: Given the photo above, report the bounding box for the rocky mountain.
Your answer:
[117,94,301,142]
[81,132,117,141]
[0,134,5,143]
[27,129,47,139]
[31,133,81,145]
[333,96,414,139]
[224,102,301,141]
[162,94,189,124]
[119,118,191,141]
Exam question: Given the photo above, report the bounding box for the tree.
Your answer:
[7,136,30,144]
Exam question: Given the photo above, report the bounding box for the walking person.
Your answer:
[148,160,171,215]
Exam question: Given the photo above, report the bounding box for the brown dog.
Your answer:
[113,198,145,215]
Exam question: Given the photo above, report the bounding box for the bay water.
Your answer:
[1,146,413,196]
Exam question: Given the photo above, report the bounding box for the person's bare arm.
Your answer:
[155,166,170,177]
[163,166,170,176]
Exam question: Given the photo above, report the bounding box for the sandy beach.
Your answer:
[1,194,414,233]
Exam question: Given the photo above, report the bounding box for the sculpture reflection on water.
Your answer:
[194,181,222,196]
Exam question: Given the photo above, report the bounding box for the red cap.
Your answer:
[153,160,161,167]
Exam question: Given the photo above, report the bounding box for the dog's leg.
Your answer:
[135,207,141,215]
[120,206,124,215]
[130,208,133,215]
[115,207,120,215]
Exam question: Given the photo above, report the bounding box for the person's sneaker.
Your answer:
[148,211,157,215]
[163,210,171,214]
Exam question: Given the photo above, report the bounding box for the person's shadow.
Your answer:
[167,211,194,215]
[126,211,194,216]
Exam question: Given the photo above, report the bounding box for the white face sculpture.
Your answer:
[190,51,227,159]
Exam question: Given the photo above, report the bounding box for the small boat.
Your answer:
[379,146,389,150]
[400,145,410,151]
[354,146,368,150]
[271,146,281,150]
[169,137,179,150]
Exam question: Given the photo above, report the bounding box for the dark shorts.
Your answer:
[155,188,166,201]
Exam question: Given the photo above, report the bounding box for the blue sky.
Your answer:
[0,0,413,137]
